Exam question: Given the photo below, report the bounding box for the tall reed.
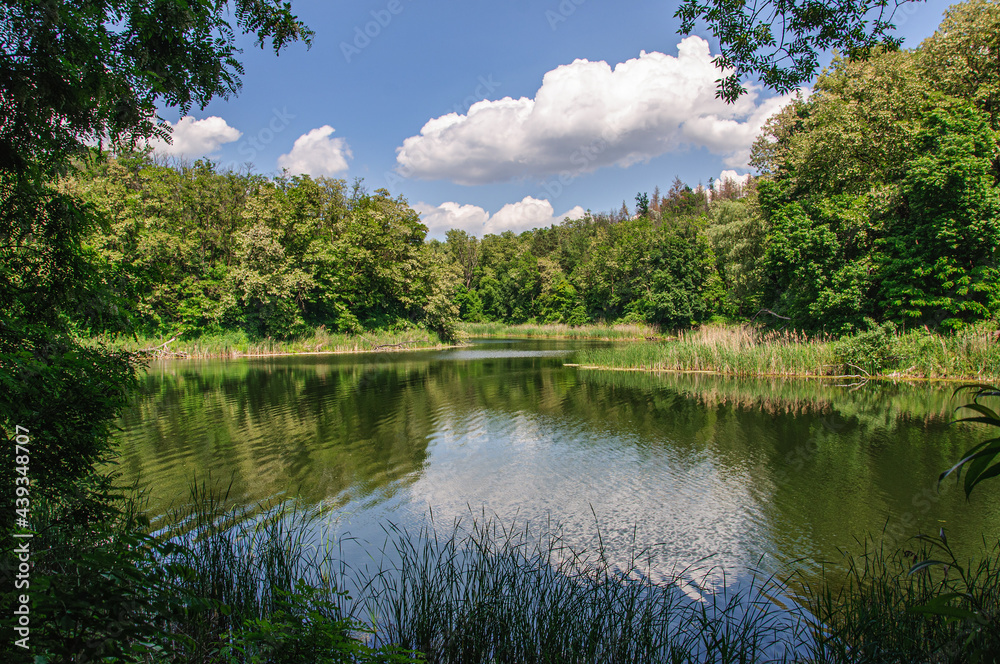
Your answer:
[460,321,658,341]
[573,323,1000,380]
[574,326,834,377]
[88,326,449,359]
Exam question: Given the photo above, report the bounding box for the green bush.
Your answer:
[832,319,901,374]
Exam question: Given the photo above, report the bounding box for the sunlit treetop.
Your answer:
[674,0,918,102]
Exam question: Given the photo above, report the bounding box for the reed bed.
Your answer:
[460,321,659,341]
[574,326,835,378]
[139,485,1000,663]
[572,323,1000,380]
[353,517,808,664]
[800,536,1000,663]
[154,488,810,663]
[88,325,449,359]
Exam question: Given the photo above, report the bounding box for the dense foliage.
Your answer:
[62,155,459,342]
[438,183,730,329]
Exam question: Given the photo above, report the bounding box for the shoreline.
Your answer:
[563,363,993,383]
[138,342,465,360]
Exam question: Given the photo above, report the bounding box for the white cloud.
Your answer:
[396,37,804,185]
[413,201,490,236]
[414,197,585,237]
[147,116,241,157]
[715,169,751,189]
[277,126,352,176]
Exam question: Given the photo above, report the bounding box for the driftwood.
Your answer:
[371,340,420,351]
[137,335,188,357]
[750,308,791,322]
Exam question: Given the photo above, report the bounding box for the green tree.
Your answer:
[877,103,1000,329]
[674,0,916,101]
[2,0,313,492]
[920,0,1000,130]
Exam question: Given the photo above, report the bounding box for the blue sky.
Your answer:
[149,0,956,238]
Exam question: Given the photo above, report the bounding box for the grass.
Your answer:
[352,516,806,663]
[30,479,1000,663]
[573,326,835,378]
[133,483,811,663]
[155,490,1000,663]
[801,534,1000,663]
[459,321,659,341]
[571,323,1000,380]
[88,325,453,359]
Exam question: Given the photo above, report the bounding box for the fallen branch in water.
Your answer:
[139,335,178,352]
[371,340,420,351]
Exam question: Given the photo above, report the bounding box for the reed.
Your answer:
[573,326,835,378]
[799,535,1000,663]
[88,325,450,359]
[133,485,1000,663]
[353,516,807,663]
[572,323,1000,380]
[460,321,659,341]
[154,489,808,663]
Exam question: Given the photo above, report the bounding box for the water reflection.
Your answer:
[115,340,1000,584]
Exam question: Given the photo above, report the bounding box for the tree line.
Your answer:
[438,0,1000,334]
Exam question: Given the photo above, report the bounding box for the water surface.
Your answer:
[115,339,1000,585]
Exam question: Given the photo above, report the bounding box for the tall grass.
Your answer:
[88,325,450,359]
[572,323,1000,380]
[354,516,807,663]
[131,484,1000,663]
[574,326,835,378]
[800,535,1000,663]
[155,489,809,663]
[460,321,659,341]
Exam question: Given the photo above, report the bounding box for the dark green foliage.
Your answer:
[941,385,1000,500]
[877,104,1000,330]
[0,0,312,172]
[831,319,899,375]
[752,38,1000,333]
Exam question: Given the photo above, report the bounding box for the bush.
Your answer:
[832,319,900,374]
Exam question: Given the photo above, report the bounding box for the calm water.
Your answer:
[115,339,1000,585]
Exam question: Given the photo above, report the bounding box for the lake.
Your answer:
[114,338,1000,590]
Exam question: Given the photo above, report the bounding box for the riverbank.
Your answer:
[89,326,455,359]
[460,321,660,340]
[570,323,1000,381]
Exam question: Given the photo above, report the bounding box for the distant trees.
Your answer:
[439,181,719,328]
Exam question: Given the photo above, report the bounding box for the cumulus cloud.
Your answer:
[395,37,803,185]
[715,169,751,188]
[414,197,585,237]
[277,126,352,176]
[147,116,241,157]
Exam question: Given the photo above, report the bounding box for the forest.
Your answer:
[56,0,999,344]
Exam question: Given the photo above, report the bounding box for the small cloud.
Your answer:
[278,126,352,176]
[147,116,241,157]
[415,197,585,237]
[715,170,751,188]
